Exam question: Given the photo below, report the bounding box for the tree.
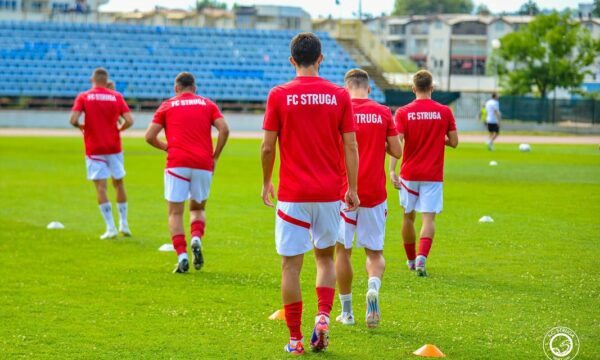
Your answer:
[593,0,600,17]
[518,0,539,16]
[475,4,491,15]
[196,0,227,11]
[495,12,600,98]
[392,0,473,16]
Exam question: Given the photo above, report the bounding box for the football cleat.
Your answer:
[191,237,204,270]
[100,229,118,240]
[407,260,416,271]
[119,223,132,237]
[366,289,380,328]
[335,312,355,325]
[284,339,305,355]
[310,315,330,352]
[415,255,428,277]
[173,258,189,274]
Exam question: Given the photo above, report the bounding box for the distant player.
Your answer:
[335,69,402,328]
[390,70,458,277]
[261,33,359,354]
[145,72,229,273]
[484,93,500,151]
[69,68,134,239]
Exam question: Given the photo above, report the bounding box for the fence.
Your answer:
[385,90,461,107]
[500,96,600,125]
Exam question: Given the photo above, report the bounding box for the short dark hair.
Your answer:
[290,32,322,68]
[92,68,108,84]
[413,70,433,92]
[491,92,498,99]
[175,72,195,90]
[344,68,370,89]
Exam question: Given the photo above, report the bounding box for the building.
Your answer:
[111,7,234,28]
[0,0,107,20]
[235,5,311,31]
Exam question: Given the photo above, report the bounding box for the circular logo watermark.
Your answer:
[543,327,580,360]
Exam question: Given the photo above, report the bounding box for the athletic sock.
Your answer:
[368,277,381,292]
[403,242,416,261]
[339,293,352,314]
[316,287,335,317]
[418,237,433,257]
[98,202,116,231]
[284,301,303,341]
[191,220,205,239]
[117,202,128,226]
[172,234,187,256]
[177,252,188,262]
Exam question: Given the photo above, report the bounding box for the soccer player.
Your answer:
[484,93,501,151]
[261,33,359,354]
[69,68,134,239]
[335,69,402,328]
[390,70,458,277]
[145,72,229,274]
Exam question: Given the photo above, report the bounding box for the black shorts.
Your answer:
[487,123,499,133]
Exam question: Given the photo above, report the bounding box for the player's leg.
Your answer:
[282,254,305,354]
[189,169,212,270]
[108,153,129,236]
[93,179,118,239]
[189,199,206,270]
[310,202,339,352]
[402,211,417,270]
[335,206,356,325]
[111,178,130,236]
[169,201,189,273]
[357,201,386,328]
[276,201,312,354]
[416,212,435,277]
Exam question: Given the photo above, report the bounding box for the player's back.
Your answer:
[74,87,128,155]
[264,76,355,202]
[155,93,221,171]
[396,99,456,182]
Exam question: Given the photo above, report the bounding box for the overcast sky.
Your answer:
[101,0,581,18]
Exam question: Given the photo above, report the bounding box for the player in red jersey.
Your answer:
[335,69,402,328]
[261,33,359,354]
[390,70,459,277]
[145,72,230,273]
[70,68,134,240]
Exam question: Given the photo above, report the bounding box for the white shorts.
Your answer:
[338,201,387,251]
[399,178,443,214]
[85,152,125,180]
[275,201,341,257]
[164,167,212,203]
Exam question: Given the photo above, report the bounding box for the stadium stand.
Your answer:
[0,21,385,103]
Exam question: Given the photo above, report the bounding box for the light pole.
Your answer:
[491,39,501,92]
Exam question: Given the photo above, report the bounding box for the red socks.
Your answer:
[316,287,335,316]
[172,234,187,255]
[418,237,433,257]
[284,301,303,340]
[191,220,205,239]
[403,242,416,261]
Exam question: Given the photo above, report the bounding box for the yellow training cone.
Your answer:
[268,309,286,320]
[413,344,446,357]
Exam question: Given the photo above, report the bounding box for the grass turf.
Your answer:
[0,137,598,359]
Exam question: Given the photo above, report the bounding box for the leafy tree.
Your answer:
[392,0,473,15]
[495,12,600,98]
[518,0,539,16]
[475,4,491,15]
[196,0,227,11]
[594,0,600,17]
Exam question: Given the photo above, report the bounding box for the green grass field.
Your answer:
[0,137,599,359]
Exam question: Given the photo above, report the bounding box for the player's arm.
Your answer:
[212,117,230,162]
[386,135,402,159]
[261,130,278,207]
[118,112,134,132]
[342,132,360,211]
[389,133,403,189]
[145,123,167,151]
[69,111,83,131]
[446,130,459,148]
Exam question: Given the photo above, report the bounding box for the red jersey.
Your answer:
[72,87,130,156]
[152,93,223,171]
[340,98,398,207]
[395,99,457,182]
[263,76,356,202]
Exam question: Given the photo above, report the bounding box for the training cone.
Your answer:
[268,309,285,320]
[413,344,446,357]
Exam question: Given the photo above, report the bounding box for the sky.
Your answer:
[100,0,581,18]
